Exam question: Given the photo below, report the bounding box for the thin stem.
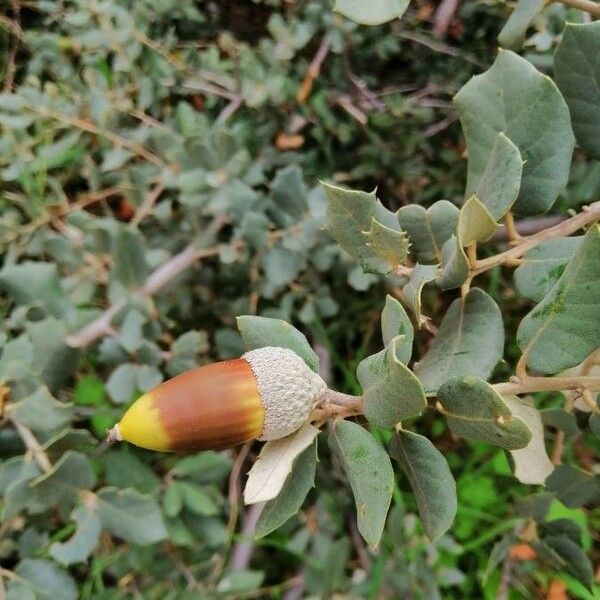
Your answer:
[557,0,600,16]
[473,201,600,275]
[503,211,521,243]
[11,419,52,472]
[493,375,600,396]
[321,389,363,412]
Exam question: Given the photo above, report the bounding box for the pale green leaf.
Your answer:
[401,264,438,327]
[10,387,73,433]
[397,200,459,264]
[217,570,265,594]
[322,182,402,274]
[554,22,600,159]
[14,559,77,600]
[334,0,409,25]
[504,396,553,484]
[437,377,532,450]
[455,49,574,215]
[97,487,168,544]
[328,420,394,546]
[517,225,600,374]
[357,336,426,427]
[363,217,410,271]
[514,236,582,303]
[390,429,457,541]
[380,295,413,363]
[498,0,547,50]
[255,440,317,538]
[414,288,504,395]
[436,235,469,290]
[112,227,150,289]
[458,195,498,244]
[50,503,101,565]
[106,363,139,404]
[236,315,319,372]
[244,423,320,504]
[474,133,523,220]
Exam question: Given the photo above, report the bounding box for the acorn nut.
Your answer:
[107,347,327,452]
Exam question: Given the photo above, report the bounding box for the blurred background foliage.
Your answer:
[0,0,599,598]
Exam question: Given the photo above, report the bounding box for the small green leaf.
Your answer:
[103,448,160,494]
[163,482,184,518]
[112,227,150,289]
[514,236,582,303]
[458,195,498,244]
[546,465,599,508]
[437,377,532,450]
[97,487,168,545]
[334,0,409,25]
[455,49,574,215]
[517,225,600,374]
[357,337,426,427]
[543,535,594,590]
[390,429,457,541]
[236,315,319,372]
[555,22,600,159]
[398,200,459,264]
[255,440,317,538]
[322,182,403,274]
[363,217,410,271]
[180,482,219,516]
[217,570,265,594]
[414,288,504,395]
[328,420,393,546]
[498,0,546,50]
[50,503,101,565]
[271,165,308,223]
[10,387,73,433]
[436,235,469,290]
[380,295,413,363]
[106,363,139,404]
[504,396,553,485]
[474,133,523,220]
[14,559,77,600]
[401,264,438,327]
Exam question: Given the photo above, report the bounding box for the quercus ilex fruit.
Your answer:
[107,347,327,451]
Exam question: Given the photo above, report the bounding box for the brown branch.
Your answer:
[432,0,460,37]
[473,201,600,275]
[228,502,264,572]
[297,35,331,104]
[131,182,165,227]
[490,214,565,242]
[11,419,52,473]
[493,375,600,396]
[1,1,21,93]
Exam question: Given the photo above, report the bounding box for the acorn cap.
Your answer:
[244,346,327,441]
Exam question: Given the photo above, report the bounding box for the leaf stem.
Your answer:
[556,0,600,16]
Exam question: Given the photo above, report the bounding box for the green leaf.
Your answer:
[106,362,139,404]
[398,200,459,264]
[437,377,532,450]
[170,451,233,483]
[97,487,168,544]
[27,318,79,393]
[217,570,265,594]
[236,315,319,372]
[322,182,403,274]
[458,195,498,244]
[328,420,394,546]
[0,261,69,317]
[517,225,600,374]
[10,387,73,432]
[31,451,96,507]
[455,49,574,215]
[543,535,594,590]
[163,482,183,518]
[14,559,77,600]
[546,465,599,508]
[590,411,600,439]
[504,396,553,484]
[390,429,457,541]
[357,337,426,427]
[180,482,219,516]
[414,288,504,395]
[255,441,317,538]
[436,235,469,290]
[112,227,150,289]
[363,217,410,271]
[333,0,409,25]
[380,295,413,363]
[73,375,106,407]
[484,534,518,583]
[401,264,438,327]
[167,330,207,376]
[514,236,582,303]
[50,502,101,565]
[474,133,523,220]
[498,0,546,50]
[271,165,308,223]
[103,448,160,494]
[554,22,600,159]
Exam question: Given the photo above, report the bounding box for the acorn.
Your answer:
[107,347,327,452]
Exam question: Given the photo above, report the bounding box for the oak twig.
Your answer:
[556,0,600,16]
